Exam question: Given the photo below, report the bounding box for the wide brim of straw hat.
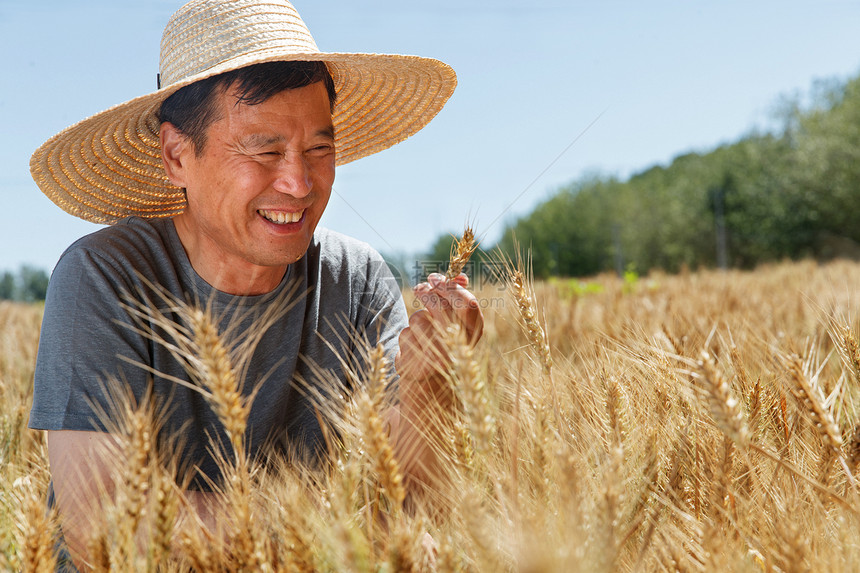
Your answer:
[30,7,457,224]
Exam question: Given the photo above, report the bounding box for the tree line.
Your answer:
[424,71,860,279]
[0,266,50,302]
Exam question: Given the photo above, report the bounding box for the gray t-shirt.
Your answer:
[29,217,407,487]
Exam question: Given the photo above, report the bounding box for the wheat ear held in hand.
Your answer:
[446,227,478,280]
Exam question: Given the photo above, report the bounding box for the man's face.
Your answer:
[167,81,335,292]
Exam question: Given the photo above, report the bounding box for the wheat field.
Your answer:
[3,258,860,571]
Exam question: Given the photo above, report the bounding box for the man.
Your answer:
[28,0,482,569]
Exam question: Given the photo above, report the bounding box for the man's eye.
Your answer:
[308,145,334,156]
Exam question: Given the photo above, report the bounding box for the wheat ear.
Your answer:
[360,343,406,514]
[108,402,155,570]
[187,307,249,459]
[17,477,58,573]
[187,307,268,571]
[147,470,178,570]
[446,226,478,280]
[696,350,749,447]
[86,532,111,573]
[848,423,860,477]
[116,404,154,538]
[510,269,553,376]
[841,325,860,387]
[506,254,561,428]
[781,353,856,490]
[783,354,842,454]
[280,514,316,573]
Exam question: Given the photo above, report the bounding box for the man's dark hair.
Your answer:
[158,60,337,156]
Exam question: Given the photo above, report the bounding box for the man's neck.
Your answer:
[171,217,287,296]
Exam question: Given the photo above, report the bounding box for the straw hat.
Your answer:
[30,0,457,224]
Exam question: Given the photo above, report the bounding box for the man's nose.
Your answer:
[272,152,312,197]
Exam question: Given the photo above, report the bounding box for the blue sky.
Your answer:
[2,1,859,273]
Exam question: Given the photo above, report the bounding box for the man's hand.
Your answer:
[389,272,483,496]
[395,272,483,382]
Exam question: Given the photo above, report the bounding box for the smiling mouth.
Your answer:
[258,209,305,224]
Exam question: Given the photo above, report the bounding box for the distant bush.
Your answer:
[415,73,860,279]
[0,265,49,302]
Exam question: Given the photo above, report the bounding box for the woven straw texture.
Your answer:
[30,0,456,224]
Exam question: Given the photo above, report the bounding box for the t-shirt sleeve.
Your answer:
[359,251,409,372]
[29,246,151,432]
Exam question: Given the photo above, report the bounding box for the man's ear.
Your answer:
[160,122,193,188]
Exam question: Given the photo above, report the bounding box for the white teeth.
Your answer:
[259,209,304,224]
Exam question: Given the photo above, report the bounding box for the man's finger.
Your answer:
[413,281,450,321]
[413,273,483,342]
[431,277,478,314]
[451,273,469,288]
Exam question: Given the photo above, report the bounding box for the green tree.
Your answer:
[0,271,16,300]
[424,232,458,263]
[788,76,860,255]
[18,266,49,302]
[439,72,860,278]
[498,174,622,278]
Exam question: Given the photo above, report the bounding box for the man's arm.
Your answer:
[48,430,111,570]
[388,272,483,497]
[48,430,218,571]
